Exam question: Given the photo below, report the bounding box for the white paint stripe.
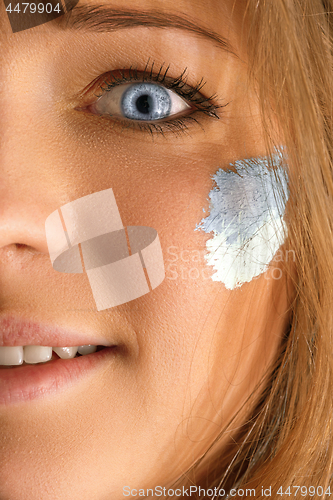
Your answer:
[195,148,289,289]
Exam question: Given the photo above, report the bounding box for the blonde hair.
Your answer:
[170,0,333,497]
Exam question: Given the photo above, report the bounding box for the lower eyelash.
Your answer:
[135,116,204,139]
[98,114,202,140]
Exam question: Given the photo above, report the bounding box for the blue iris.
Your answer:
[121,83,172,121]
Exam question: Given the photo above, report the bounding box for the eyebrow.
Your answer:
[58,5,236,55]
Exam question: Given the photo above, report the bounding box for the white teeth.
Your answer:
[0,346,24,366]
[53,347,78,359]
[77,345,97,355]
[24,346,53,364]
[0,345,99,366]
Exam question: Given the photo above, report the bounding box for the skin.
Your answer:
[0,0,292,498]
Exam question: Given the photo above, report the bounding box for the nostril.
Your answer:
[15,243,38,255]
[0,244,42,262]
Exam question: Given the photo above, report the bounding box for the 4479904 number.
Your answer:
[5,3,61,14]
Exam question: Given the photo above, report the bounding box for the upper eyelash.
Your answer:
[97,58,227,121]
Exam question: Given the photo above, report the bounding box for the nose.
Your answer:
[0,117,64,258]
[0,40,68,258]
[0,193,50,255]
[0,122,66,255]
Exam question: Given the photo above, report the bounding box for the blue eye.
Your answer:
[92,82,191,122]
[122,83,171,121]
[79,62,224,137]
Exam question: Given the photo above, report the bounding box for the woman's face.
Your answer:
[0,0,290,498]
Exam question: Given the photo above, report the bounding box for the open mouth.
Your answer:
[0,345,117,405]
[0,316,119,405]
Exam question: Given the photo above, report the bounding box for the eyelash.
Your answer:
[90,59,226,138]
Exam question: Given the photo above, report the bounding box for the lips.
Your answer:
[0,315,117,406]
[0,315,113,347]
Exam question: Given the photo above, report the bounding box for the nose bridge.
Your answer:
[0,67,65,255]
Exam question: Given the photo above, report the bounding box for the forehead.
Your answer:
[0,0,244,51]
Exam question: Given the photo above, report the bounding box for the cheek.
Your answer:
[40,139,288,435]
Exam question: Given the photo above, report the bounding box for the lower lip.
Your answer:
[0,347,116,406]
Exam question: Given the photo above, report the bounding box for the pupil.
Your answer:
[136,94,151,114]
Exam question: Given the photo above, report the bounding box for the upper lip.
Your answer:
[0,315,113,347]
